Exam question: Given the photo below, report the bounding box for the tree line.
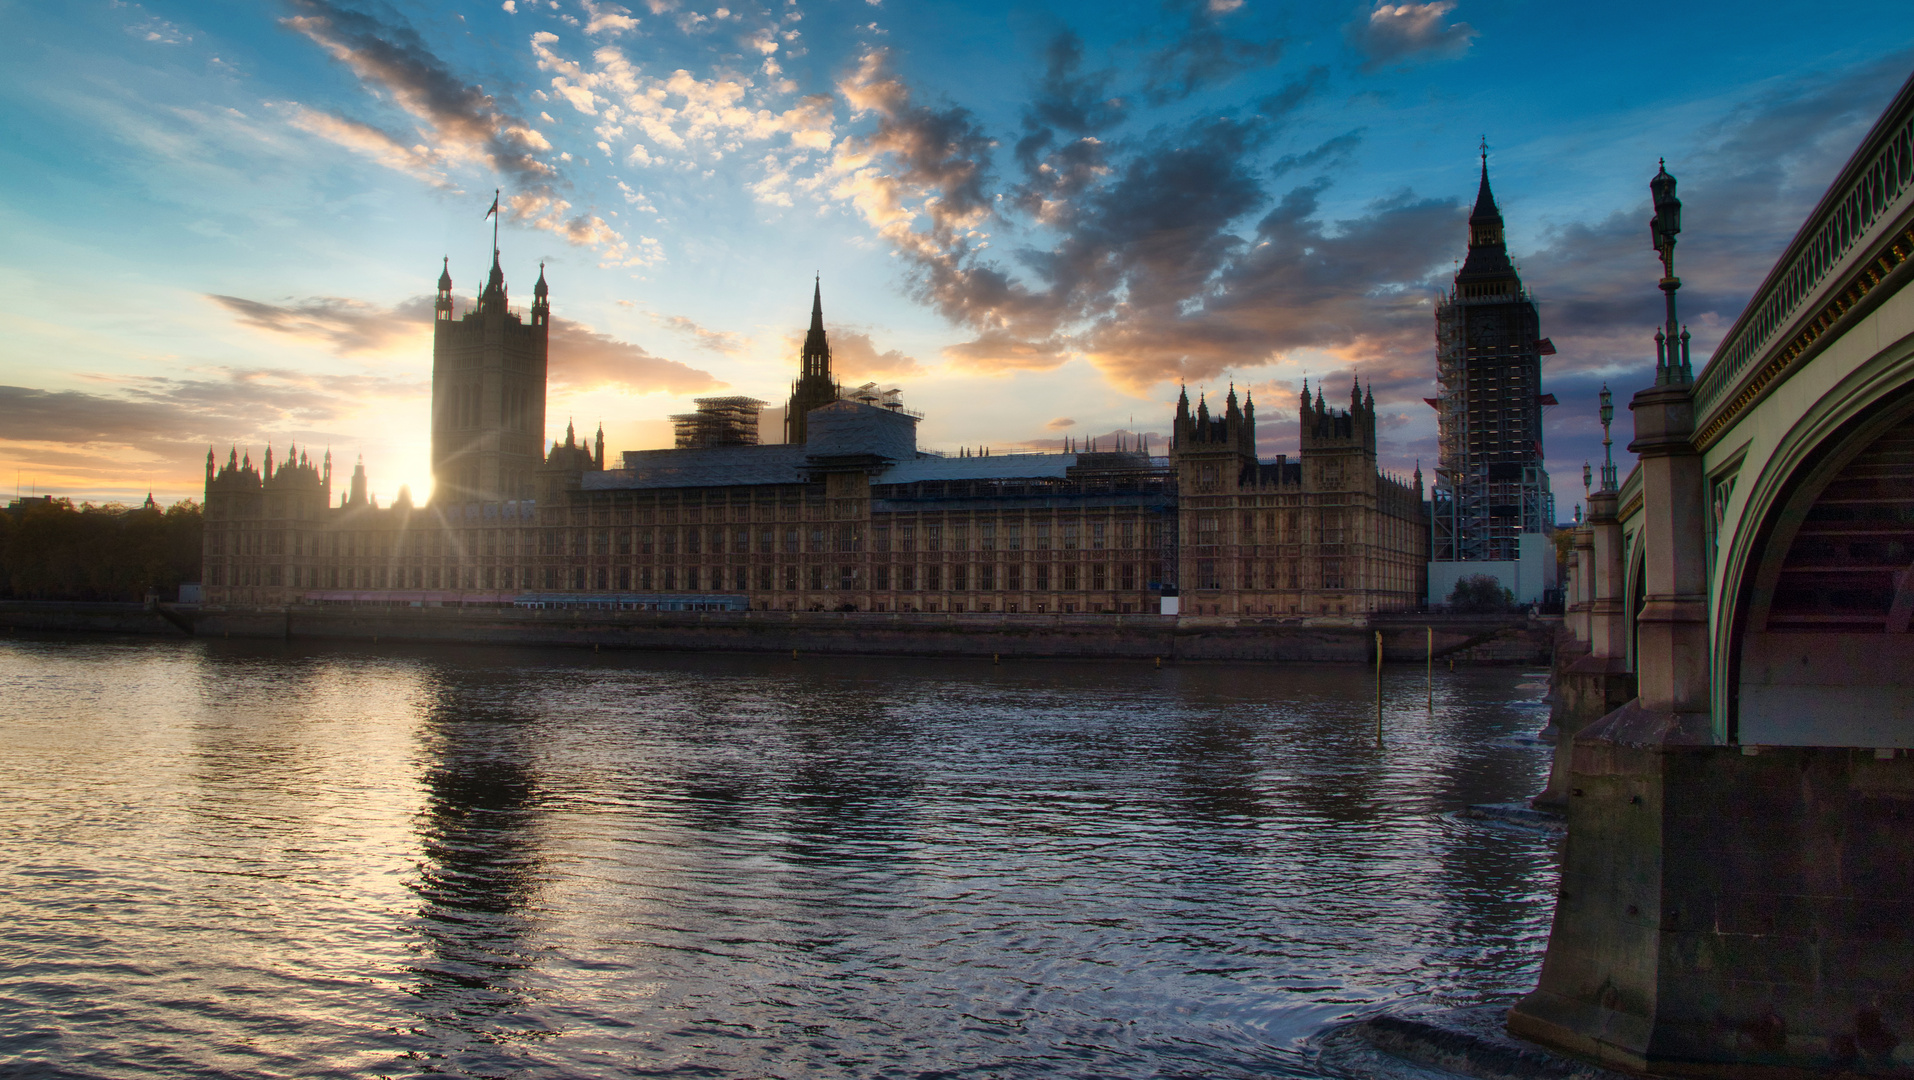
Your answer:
[0,498,202,602]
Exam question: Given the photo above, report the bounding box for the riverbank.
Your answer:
[0,600,1555,663]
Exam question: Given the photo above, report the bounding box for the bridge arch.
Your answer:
[1721,350,1914,745]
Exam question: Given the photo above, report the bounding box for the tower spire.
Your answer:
[786,277,838,444]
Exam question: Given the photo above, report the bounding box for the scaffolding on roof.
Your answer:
[672,396,766,449]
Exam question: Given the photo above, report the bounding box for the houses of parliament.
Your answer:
[200,252,1432,617]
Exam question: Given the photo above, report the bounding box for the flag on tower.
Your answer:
[486,191,499,219]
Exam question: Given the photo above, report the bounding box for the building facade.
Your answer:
[201,263,1429,616]
[1171,381,1427,616]
[431,253,549,504]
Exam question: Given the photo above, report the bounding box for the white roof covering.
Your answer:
[875,453,1077,485]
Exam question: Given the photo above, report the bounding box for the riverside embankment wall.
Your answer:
[0,601,1553,664]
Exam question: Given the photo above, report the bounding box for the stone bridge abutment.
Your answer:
[1514,68,1914,1076]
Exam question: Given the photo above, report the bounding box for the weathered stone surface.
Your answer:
[1536,632,1637,810]
[1513,720,1914,1076]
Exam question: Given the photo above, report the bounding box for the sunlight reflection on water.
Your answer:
[0,635,1557,1078]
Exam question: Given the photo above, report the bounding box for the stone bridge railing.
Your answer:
[1693,75,1914,445]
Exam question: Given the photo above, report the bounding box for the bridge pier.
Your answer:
[1515,374,1914,1071]
[1513,733,1914,1076]
[1536,434,1651,810]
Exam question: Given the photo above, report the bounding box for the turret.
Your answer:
[531,262,549,327]
[479,250,507,315]
[436,258,453,321]
[594,422,604,470]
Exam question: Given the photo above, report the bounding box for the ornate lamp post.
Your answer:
[1649,161,1691,384]
[1598,384,1617,491]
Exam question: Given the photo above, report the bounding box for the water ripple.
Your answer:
[0,636,1557,1079]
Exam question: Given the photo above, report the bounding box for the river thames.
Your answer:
[0,634,1558,1078]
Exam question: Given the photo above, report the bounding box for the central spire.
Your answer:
[786,277,839,444]
[1471,152,1501,226]
[801,276,830,379]
[481,248,508,313]
[1456,146,1517,290]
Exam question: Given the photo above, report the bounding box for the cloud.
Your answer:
[823,49,1011,356]
[582,0,639,36]
[0,366,424,497]
[208,292,716,394]
[207,293,431,352]
[941,330,1070,373]
[1348,2,1476,71]
[507,189,660,265]
[1024,32,1128,141]
[655,313,748,353]
[127,15,192,44]
[1269,128,1359,180]
[826,330,923,378]
[0,385,223,448]
[1046,416,1076,429]
[1436,51,1914,497]
[1517,49,1914,385]
[278,3,647,265]
[280,103,452,186]
[926,107,1448,389]
[529,33,837,168]
[281,0,556,181]
[835,57,1356,388]
[548,319,719,392]
[1142,0,1284,105]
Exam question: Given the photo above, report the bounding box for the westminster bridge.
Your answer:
[1521,69,1914,1074]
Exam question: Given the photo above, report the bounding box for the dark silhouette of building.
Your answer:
[784,279,838,445]
[1429,153,1556,602]
[672,397,767,449]
[1432,155,1554,559]
[432,254,549,504]
[199,268,1428,616]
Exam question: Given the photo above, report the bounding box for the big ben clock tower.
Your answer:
[1431,151,1555,566]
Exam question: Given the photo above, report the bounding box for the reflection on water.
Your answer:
[0,635,1558,1078]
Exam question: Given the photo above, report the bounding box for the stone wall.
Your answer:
[1512,723,1914,1075]
[4,601,1551,665]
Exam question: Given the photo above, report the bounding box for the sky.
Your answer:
[1,0,1910,511]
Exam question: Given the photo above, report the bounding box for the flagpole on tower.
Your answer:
[487,188,501,257]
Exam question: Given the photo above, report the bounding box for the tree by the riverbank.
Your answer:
[0,498,201,601]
